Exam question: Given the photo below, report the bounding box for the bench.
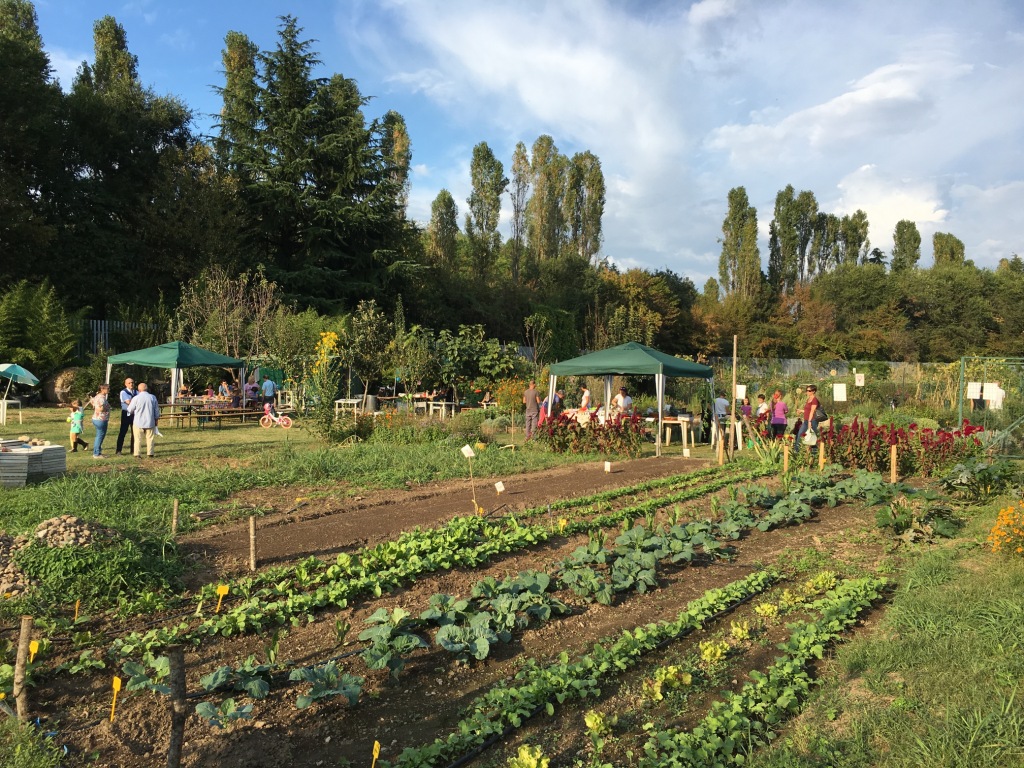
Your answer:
[198,408,264,428]
[158,412,194,428]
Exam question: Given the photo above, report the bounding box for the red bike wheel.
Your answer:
[260,415,272,428]
[280,416,293,429]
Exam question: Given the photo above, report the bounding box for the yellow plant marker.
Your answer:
[476,504,486,517]
[215,584,229,614]
[74,599,81,622]
[110,676,122,723]
[371,740,381,768]
[558,518,568,533]
[29,640,39,663]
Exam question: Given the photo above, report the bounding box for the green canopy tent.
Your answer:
[548,342,714,456]
[106,342,245,403]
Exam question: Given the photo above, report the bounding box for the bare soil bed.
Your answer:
[26,459,887,768]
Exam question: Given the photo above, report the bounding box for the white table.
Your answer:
[334,398,361,416]
[0,399,22,426]
[430,401,456,419]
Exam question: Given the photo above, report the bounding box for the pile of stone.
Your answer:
[0,516,121,596]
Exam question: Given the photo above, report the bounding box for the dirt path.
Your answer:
[181,456,712,576]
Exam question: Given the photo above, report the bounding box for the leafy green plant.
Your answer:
[941,457,1018,501]
[200,655,273,699]
[288,662,363,709]
[358,608,428,678]
[195,697,253,728]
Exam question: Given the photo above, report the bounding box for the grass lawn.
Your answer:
[749,496,1024,768]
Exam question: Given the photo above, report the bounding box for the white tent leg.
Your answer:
[603,375,613,423]
[655,372,665,457]
[105,363,112,386]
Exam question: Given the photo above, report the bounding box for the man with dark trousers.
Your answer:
[115,377,137,456]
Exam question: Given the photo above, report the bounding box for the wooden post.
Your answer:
[171,499,179,537]
[13,615,31,721]
[166,645,187,768]
[717,426,725,465]
[248,516,257,572]
[890,444,898,483]
[783,441,790,474]
[818,443,827,471]
[729,334,738,461]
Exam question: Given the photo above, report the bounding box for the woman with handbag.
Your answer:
[795,385,822,455]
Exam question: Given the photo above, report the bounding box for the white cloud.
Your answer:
[46,47,85,91]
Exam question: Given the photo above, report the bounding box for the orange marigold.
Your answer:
[988,503,1024,555]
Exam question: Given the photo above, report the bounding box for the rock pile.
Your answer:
[0,516,121,596]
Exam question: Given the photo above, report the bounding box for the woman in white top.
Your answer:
[579,386,591,411]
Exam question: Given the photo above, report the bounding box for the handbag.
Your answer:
[813,405,828,421]
[802,431,818,446]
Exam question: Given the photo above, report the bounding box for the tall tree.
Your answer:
[809,212,842,276]
[718,187,761,302]
[214,30,260,177]
[508,141,530,284]
[527,134,567,263]
[838,209,870,266]
[890,219,921,273]
[464,141,507,281]
[427,190,459,269]
[563,150,605,263]
[380,109,411,212]
[0,0,62,274]
[933,231,966,265]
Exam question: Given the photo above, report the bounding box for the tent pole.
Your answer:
[656,371,664,458]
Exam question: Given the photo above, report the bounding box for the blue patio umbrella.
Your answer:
[0,363,39,401]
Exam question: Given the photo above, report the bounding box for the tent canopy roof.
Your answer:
[107,341,243,369]
[548,342,712,379]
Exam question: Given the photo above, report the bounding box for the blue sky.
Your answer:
[34,0,1024,285]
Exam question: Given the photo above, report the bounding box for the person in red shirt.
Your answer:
[795,384,820,454]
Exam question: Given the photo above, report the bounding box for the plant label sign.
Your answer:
[833,383,847,402]
[461,444,476,459]
[371,740,381,768]
[29,640,39,663]
[215,584,229,613]
[855,373,865,387]
[604,461,611,473]
[494,481,505,494]
[110,676,122,722]
[735,384,747,400]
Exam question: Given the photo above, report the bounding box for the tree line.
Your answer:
[1,2,1020,372]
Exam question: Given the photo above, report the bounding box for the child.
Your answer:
[67,400,87,452]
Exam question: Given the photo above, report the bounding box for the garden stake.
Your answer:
[171,499,179,537]
[110,676,122,723]
[461,445,479,514]
[890,445,898,483]
[371,740,381,768]
[166,646,187,768]
[783,441,790,474]
[13,615,31,721]
[74,599,80,622]
[249,516,257,572]
[818,445,827,471]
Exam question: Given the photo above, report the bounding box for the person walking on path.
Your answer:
[770,390,788,440]
[115,377,137,456]
[90,384,111,458]
[795,385,821,455]
[127,382,160,458]
[523,380,541,439]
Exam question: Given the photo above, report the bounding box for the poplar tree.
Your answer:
[564,151,605,264]
[427,190,459,268]
[464,141,507,281]
[527,134,567,263]
[890,219,922,272]
[933,232,966,265]
[718,187,761,302]
[509,141,531,284]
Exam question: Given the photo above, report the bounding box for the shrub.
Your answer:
[533,413,646,458]
[824,417,985,476]
[988,502,1024,555]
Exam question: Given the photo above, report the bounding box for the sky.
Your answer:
[32,0,1024,286]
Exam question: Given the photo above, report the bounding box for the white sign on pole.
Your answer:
[855,373,865,387]
[833,383,847,402]
[494,481,505,494]
[735,384,747,400]
[461,444,476,459]
[966,382,982,400]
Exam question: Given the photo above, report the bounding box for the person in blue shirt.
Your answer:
[261,375,278,406]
